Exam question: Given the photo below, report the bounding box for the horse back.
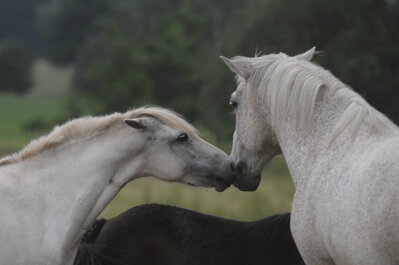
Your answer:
[91,204,304,265]
[74,219,107,265]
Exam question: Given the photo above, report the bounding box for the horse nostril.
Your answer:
[236,161,245,175]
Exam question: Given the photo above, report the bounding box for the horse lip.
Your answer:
[234,175,261,191]
[214,177,231,192]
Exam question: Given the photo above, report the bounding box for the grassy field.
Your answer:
[0,59,73,155]
[0,59,295,221]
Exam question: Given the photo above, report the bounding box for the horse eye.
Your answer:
[177,132,189,142]
[229,100,238,108]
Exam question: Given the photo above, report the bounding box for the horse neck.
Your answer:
[273,89,398,190]
[0,130,143,264]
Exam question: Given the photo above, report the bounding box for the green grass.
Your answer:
[0,59,296,221]
[0,59,73,156]
[31,59,73,98]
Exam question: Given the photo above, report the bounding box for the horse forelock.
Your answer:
[247,53,398,139]
[0,106,199,166]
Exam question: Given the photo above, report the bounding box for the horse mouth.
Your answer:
[234,175,261,191]
[214,177,231,192]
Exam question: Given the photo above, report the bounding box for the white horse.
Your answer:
[221,49,399,265]
[0,106,236,265]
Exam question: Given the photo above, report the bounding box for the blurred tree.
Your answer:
[37,0,245,65]
[37,0,246,122]
[37,0,111,65]
[0,0,48,55]
[145,1,205,119]
[73,1,205,119]
[0,40,33,94]
[201,0,399,140]
[35,0,398,141]
[72,22,153,114]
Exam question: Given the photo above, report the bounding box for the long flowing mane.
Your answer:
[0,107,199,166]
[247,53,398,139]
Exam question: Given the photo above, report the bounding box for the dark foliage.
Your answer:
[0,0,48,55]
[201,0,399,139]
[0,0,396,141]
[0,40,33,94]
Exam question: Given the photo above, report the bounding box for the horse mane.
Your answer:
[247,53,398,140]
[0,106,199,166]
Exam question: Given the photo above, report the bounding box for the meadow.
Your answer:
[0,60,295,221]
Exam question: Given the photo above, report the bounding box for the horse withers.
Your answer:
[75,204,305,265]
[221,49,399,265]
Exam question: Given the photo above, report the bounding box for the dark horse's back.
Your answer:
[75,204,304,265]
[74,219,107,265]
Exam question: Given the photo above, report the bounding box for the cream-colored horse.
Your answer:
[0,107,235,265]
[221,49,399,265]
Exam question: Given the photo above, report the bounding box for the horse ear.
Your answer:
[220,56,253,80]
[125,118,149,130]
[295,47,316,61]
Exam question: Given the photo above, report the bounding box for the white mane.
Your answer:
[0,106,199,166]
[248,53,398,140]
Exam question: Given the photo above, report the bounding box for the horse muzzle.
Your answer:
[233,161,261,191]
[213,162,237,192]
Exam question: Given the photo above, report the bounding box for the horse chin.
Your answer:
[213,177,231,192]
[184,175,232,192]
[234,175,261,191]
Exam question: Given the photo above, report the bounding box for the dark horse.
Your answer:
[75,204,305,265]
